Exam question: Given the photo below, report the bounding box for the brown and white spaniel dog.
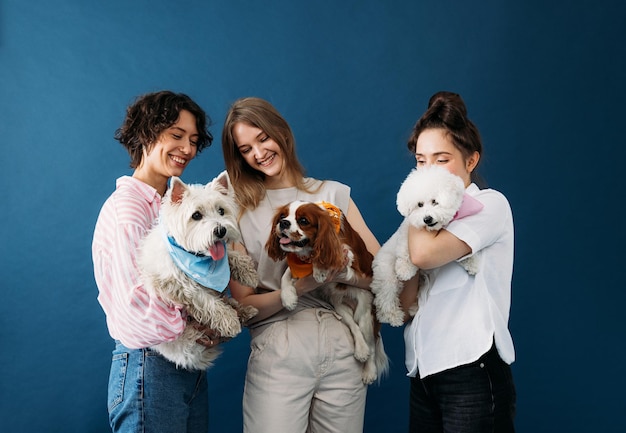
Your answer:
[266,200,388,384]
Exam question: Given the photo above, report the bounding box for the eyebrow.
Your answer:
[415,151,452,156]
[169,125,198,137]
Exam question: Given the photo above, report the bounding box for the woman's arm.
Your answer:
[408,224,471,270]
[229,274,331,321]
[228,243,324,322]
[346,198,380,256]
[93,214,187,349]
[332,197,380,290]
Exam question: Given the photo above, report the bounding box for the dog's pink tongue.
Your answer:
[208,242,225,261]
[279,237,292,245]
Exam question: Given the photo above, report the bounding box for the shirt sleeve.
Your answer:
[93,194,186,349]
[445,189,512,257]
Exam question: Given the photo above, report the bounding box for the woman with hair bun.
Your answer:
[399,91,517,432]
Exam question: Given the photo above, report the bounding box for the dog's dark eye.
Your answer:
[431,199,438,206]
[417,202,424,208]
[298,217,310,226]
[217,207,225,216]
[191,211,203,221]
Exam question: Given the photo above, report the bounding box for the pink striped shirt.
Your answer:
[92,176,185,349]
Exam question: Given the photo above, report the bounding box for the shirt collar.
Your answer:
[116,176,161,204]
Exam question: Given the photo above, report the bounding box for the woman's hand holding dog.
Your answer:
[187,316,231,348]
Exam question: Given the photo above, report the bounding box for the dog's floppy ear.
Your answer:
[265,204,289,261]
[169,177,188,205]
[309,204,344,270]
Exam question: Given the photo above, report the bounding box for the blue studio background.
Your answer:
[1,1,625,432]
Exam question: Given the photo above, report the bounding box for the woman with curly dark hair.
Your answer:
[93,90,220,432]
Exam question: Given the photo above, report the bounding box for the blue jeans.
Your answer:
[409,344,516,433]
[108,341,209,433]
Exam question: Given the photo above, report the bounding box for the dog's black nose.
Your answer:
[423,216,433,226]
[279,220,290,230]
[213,226,227,238]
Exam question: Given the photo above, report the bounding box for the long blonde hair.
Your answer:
[222,97,314,210]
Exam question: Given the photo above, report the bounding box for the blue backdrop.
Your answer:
[1,1,625,432]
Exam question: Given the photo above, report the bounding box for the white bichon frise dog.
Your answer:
[138,173,258,370]
[371,165,482,326]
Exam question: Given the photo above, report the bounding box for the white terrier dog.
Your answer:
[138,173,258,370]
[371,165,482,326]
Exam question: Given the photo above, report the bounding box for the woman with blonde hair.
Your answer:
[222,97,380,433]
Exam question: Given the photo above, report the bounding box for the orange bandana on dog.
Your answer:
[286,201,342,278]
[287,254,314,278]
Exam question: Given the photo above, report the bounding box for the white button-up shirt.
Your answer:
[404,183,515,378]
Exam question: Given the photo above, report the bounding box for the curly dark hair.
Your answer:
[115,90,213,168]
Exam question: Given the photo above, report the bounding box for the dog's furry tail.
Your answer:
[374,333,390,384]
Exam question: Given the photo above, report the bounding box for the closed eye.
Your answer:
[431,199,438,206]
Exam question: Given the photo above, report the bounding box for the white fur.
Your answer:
[316,282,388,385]
[371,165,479,326]
[138,173,258,370]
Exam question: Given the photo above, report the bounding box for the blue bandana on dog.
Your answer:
[162,229,230,293]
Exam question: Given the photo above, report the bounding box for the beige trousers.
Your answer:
[243,308,367,433]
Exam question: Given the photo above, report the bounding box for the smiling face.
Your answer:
[232,122,288,188]
[414,128,479,188]
[133,109,199,195]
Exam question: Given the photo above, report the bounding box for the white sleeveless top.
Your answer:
[237,177,351,330]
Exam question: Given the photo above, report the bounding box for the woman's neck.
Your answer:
[132,171,167,196]
[264,172,297,190]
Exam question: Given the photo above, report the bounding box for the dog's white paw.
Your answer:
[279,269,299,310]
[228,250,259,288]
[224,297,258,323]
[377,308,405,327]
[395,257,417,281]
[361,361,377,385]
[353,342,371,363]
[281,287,299,310]
[212,312,243,338]
[459,255,479,276]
